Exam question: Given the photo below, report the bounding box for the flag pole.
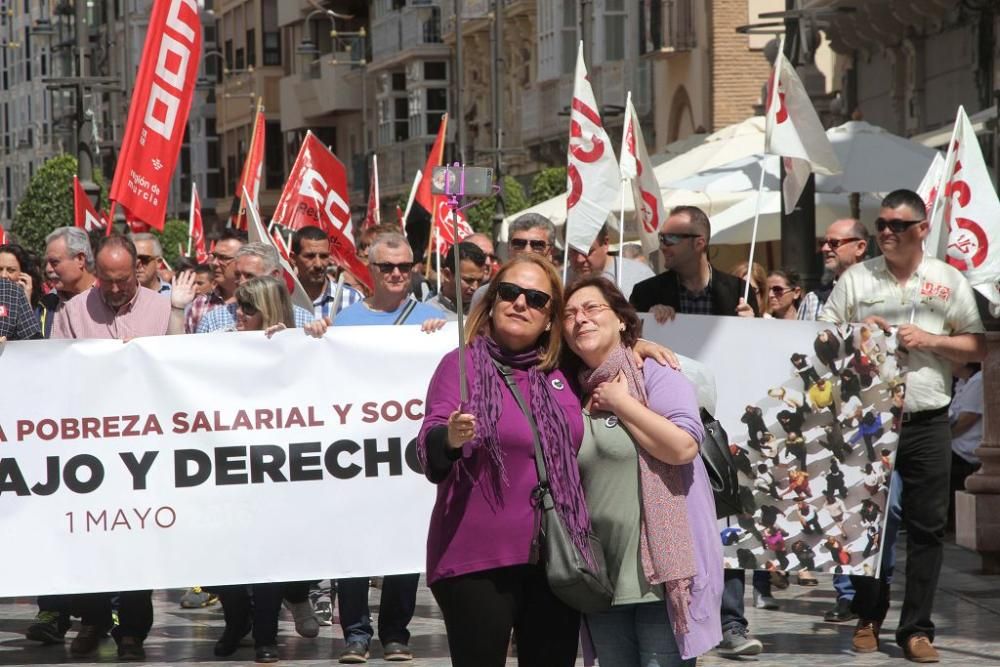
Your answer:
[745,36,786,304]
[617,183,627,289]
[372,154,381,225]
[402,170,421,228]
[447,174,468,403]
[328,271,347,326]
[187,182,196,256]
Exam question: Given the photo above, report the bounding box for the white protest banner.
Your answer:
[643,315,903,577]
[3,318,902,596]
[0,326,451,597]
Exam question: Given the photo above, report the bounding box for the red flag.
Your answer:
[188,182,208,262]
[415,113,449,214]
[231,104,266,230]
[432,197,473,256]
[271,132,373,293]
[362,155,381,230]
[73,175,107,232]
[0,225,7,244]
[108,0,202,231]
[127,215,152,233]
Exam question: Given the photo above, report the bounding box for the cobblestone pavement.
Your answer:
[0,539,997,666]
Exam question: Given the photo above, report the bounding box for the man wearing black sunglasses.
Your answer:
[630,205,758,321]
[820,189,985,664]
[798,218,868,322]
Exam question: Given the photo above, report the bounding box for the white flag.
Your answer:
[765,49,840,210]
[924,106,1000,312]
[565,41,620,254]
[620,94,664,255]
[244,186,315,314]
[915,152,945,216]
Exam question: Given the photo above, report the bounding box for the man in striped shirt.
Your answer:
[290,225,364,320]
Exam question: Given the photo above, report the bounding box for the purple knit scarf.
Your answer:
[579,343,698,636]
[468,335,595,563]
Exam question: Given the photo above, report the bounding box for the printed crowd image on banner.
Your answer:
[723,324,903,575]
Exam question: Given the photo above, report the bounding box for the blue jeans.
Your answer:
[834,470,902,601]
[720,569,770,632]
[587,602,694,667]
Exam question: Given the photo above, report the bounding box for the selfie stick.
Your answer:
[446,164,468,404]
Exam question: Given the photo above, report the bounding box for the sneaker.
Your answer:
[314,598,333,626]
[716,626,763,657]
[904,634,939,663]
[852,619,881,653]
[753,590,780,610]
[382,641,413,661]
[824,598,858,623]
[180,586,218,608]
[284,599,320,638]
[115,635,146,661]
[339,640,370,664]
[69,624,106,657]
[25,610,68,644]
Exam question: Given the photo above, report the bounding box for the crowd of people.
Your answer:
[0,186,987,666]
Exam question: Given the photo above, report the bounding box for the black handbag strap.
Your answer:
[492,359,553,509]
[393,298,418,325]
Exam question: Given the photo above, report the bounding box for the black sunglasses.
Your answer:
[820,237,862,250]
[137,254,159,264]
[496,281,552,310]
[237,300,259,317]
[658,232,701,246]
[875,218,924,234]
[373,261,415,274]
[509,238,549,252]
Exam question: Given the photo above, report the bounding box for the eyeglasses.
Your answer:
[237,300,259,317]
[658,233,701,246]
[769,285,794,297]
[211,252,236,264]
[496,281,552,310]
[563,302,611,322]
[373,261,415,274]
[137,254,159,265]
[820,237,862,250]
[484,253,498,263]
[875,218,924,234]
[509,238,549,252]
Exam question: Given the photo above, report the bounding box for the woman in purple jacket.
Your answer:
[417,254,586,667]
[561,276,723,666]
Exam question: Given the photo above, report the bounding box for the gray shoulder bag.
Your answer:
[493,360,613,613]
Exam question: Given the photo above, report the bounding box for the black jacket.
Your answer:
[629,265,760,317]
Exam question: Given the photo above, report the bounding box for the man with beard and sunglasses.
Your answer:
[798,218,869,320]
[629,205,758,321]
[820,189,985,664]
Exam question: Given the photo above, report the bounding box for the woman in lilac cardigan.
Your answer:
[562,276,723,666]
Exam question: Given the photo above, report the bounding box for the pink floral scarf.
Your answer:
[579,343,698,636]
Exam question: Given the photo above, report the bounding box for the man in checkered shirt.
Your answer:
[0,277,41,340]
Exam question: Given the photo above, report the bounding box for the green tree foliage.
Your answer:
[11,154,107,257]
[529,167,567,205]
[465,176,529,234]
[154,219,190,267]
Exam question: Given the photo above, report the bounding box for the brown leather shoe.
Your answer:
[852,619,880,653]
[904,635,939,663]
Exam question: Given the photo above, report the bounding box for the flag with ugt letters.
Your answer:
[922,106,1000,313]
[565,41,620,254]
[620,94,664,256]
[74,176,107,233]
[271,132,373,294]
[231,106,265,230]
[108,0,202,231]
[765,48,840,211]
